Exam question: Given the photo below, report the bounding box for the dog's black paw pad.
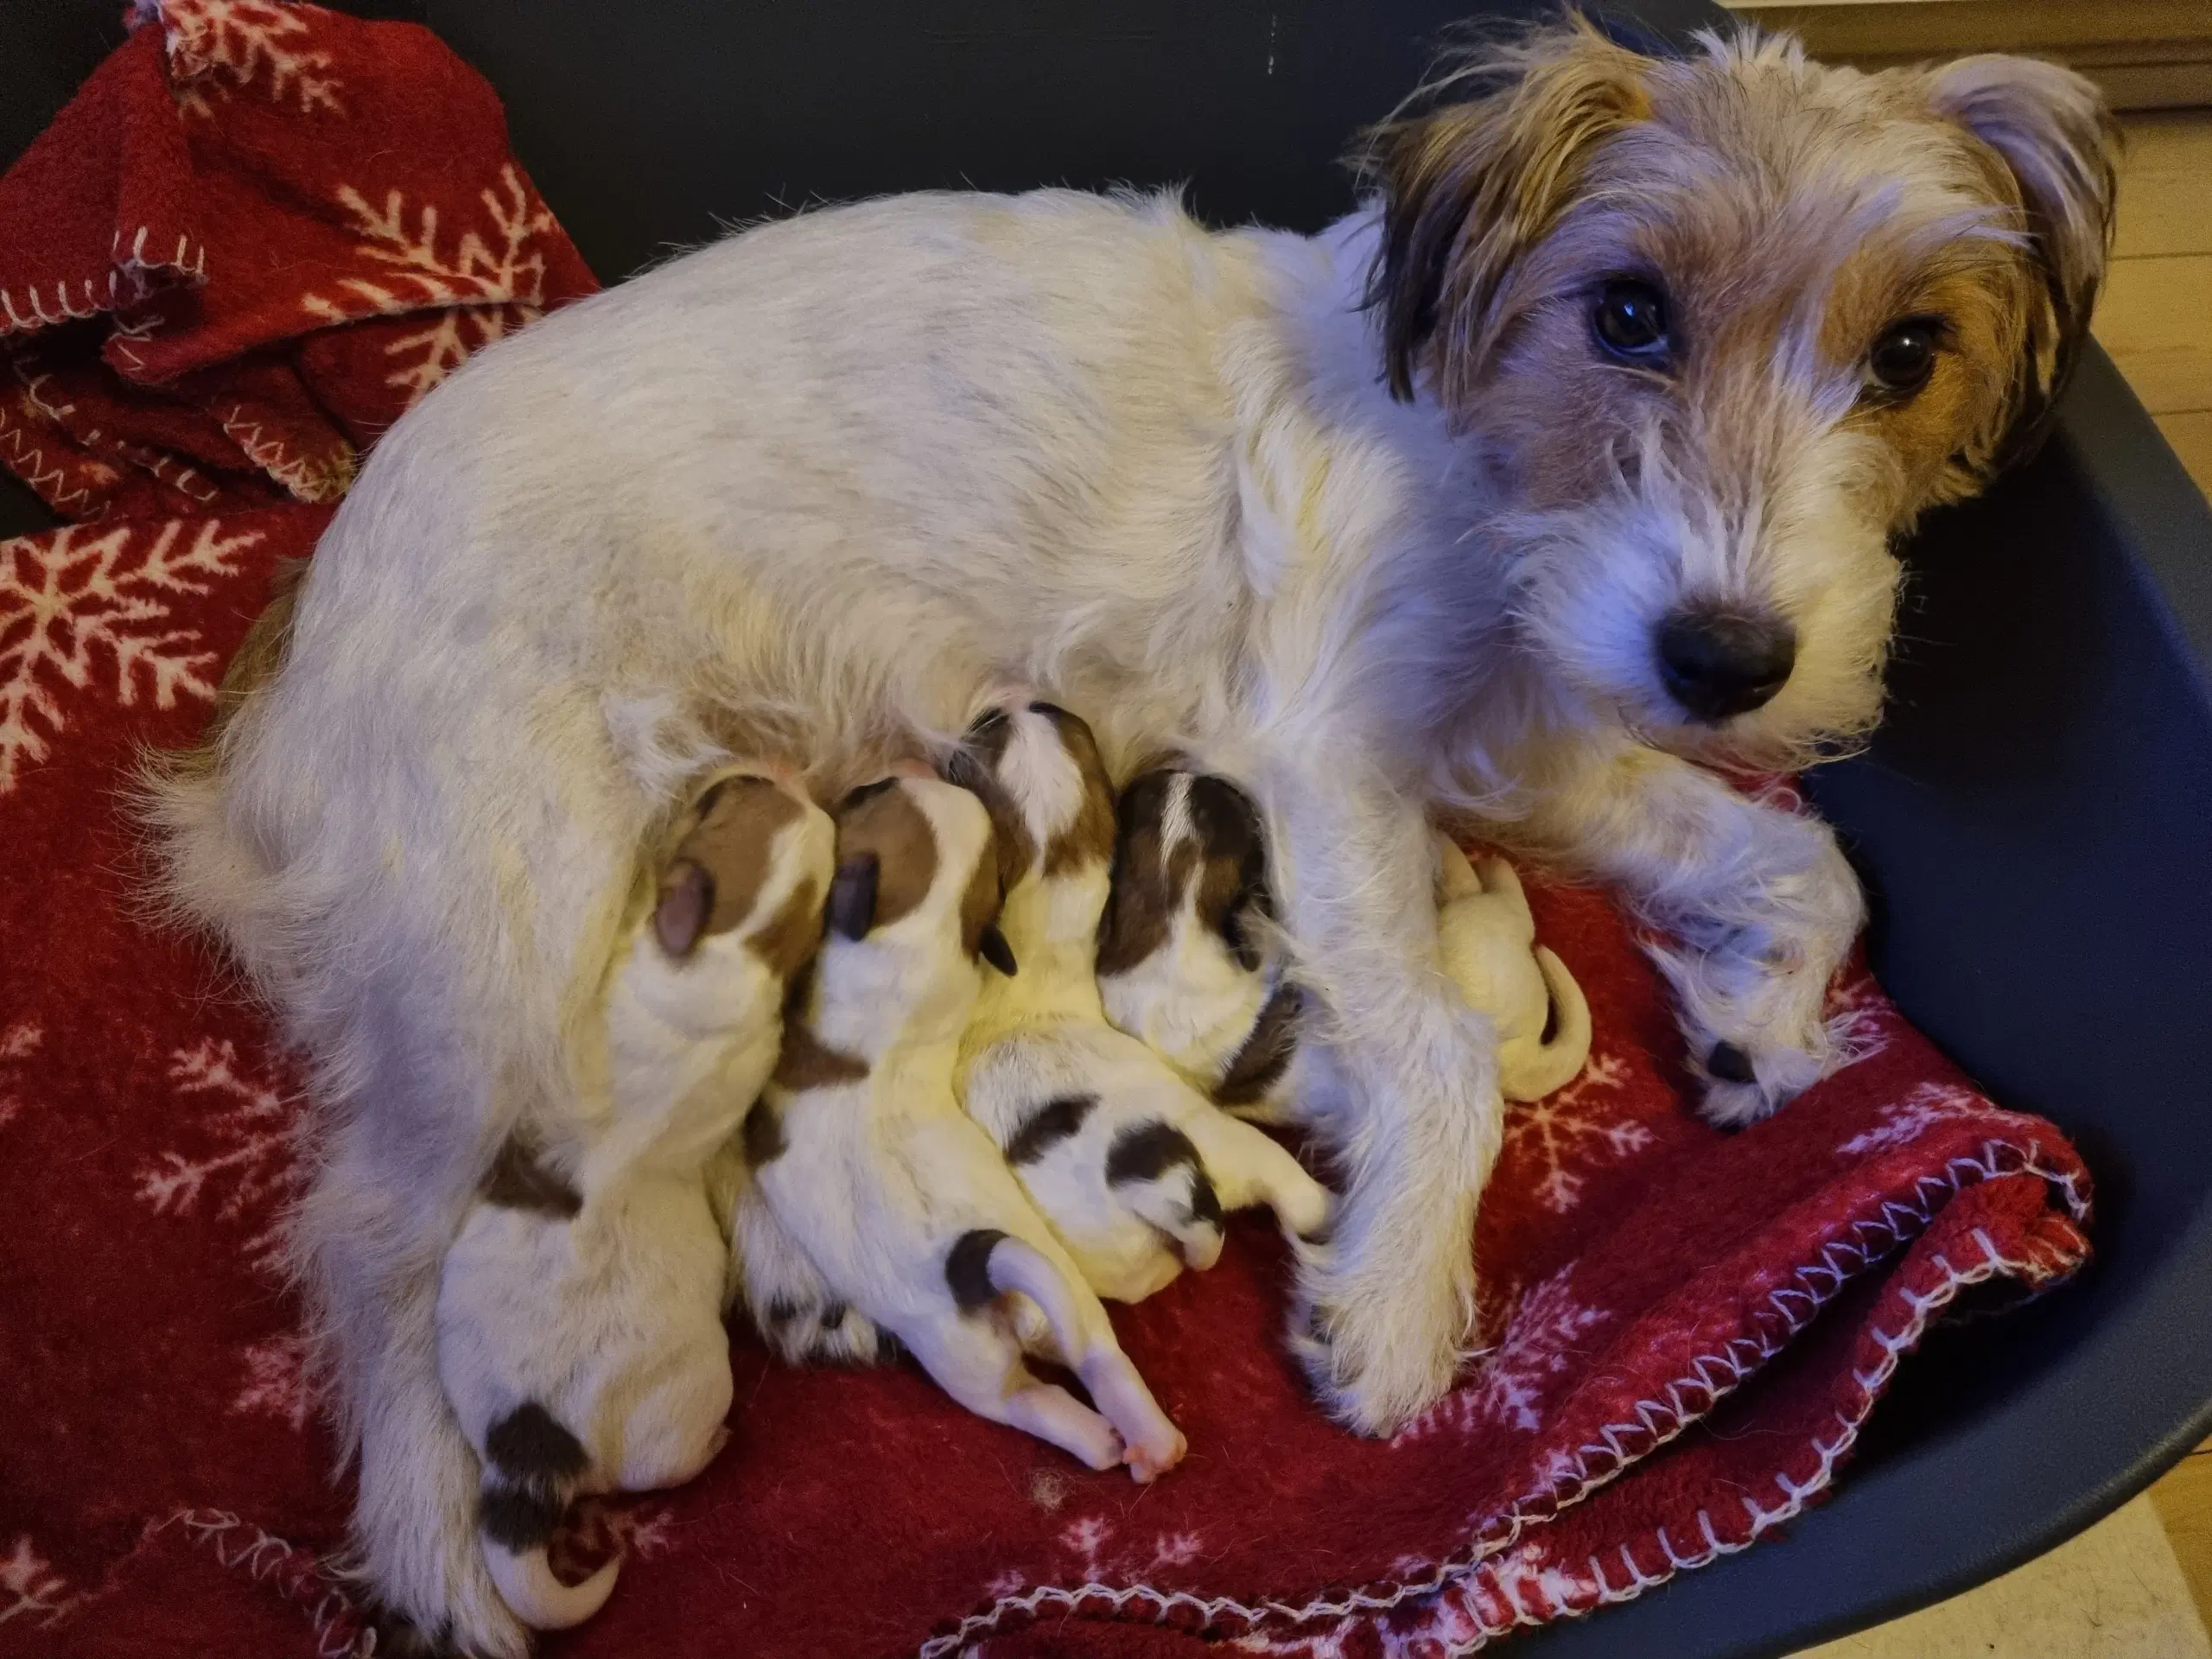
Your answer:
[1707,1041,1757,1084]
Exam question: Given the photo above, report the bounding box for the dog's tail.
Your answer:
[1501,946,1592,1101]
[950,1229,1187,1483]
[477,1403,620,1630]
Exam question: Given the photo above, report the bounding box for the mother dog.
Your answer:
[153,19,2111,1652]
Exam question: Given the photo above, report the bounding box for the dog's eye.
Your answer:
[1865,318,1943,397]
[1592,279,1669,361]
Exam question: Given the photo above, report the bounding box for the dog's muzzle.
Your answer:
[1656,607,1796,721]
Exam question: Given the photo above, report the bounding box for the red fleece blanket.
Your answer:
[0,7,2094,1656]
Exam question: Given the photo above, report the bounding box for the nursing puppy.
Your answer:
[435,770,831,1631]
[154,21,2113,1646]
[1100,769,1589,1112]
[953,702,1329,1302]
[745,771,1187,1479]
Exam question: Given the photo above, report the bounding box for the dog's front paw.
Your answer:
[1657,824,1864,1129]
[1288,1231,1470,1436]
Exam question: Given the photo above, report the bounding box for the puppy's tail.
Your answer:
[948,1230,1186,1483]
[1500,946,1592,1102]
[477,1403,620,1630]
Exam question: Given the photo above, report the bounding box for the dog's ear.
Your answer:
[653,861,714,957]
[1363,17,1651,410]
[979,924,1019,977]
[826,852,880,940]
[1929,55,2117,469]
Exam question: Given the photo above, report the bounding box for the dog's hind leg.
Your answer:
[1174,1100,1332,1243]
[301,1144,530,1659]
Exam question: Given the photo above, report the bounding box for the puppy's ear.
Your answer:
[826,853,880,940]
[653,861,714,957]
[979,924,1019,977]
[1930,55,2118,469]
[1363,17,1651,410]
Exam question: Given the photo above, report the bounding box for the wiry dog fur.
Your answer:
[953,702,1329,1301]
[146,19,2113,1650]
[435,770,832,1631]
[747,772,1187,1478]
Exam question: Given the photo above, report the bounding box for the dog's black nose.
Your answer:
[1656,608,1796,721]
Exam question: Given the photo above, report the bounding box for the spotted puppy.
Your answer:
[1099,768,1589,1118]
[435,770,832,1630]
[744,770,1186,1478]
[952,702,1329,1302]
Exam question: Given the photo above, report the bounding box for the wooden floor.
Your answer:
[1788,106,2212,1658]
[2094,110,2212,494]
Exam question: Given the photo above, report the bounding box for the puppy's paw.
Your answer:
[1656,826,1864,1129]
[1289,1239,1469,1437]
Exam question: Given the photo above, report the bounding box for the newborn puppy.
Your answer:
[746,771,1186,1478]
[1435,838,1592,1101]
[1099,768,1591,1117]
[1097,765,1309,1122]
[436,770,832,1630]
[955,703,1329,1301]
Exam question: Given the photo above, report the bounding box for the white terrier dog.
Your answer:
[745,771,1187,1478]
[952,701,1330,1301]
[150,21,2113,1649]
[435,770,832,1632]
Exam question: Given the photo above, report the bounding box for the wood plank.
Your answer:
[2155,409,2212,500]
[2094,253,2212,416]
[2116,113,2212,261]
[2155,1454,2212,1634]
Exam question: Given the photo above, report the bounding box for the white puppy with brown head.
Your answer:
[742,769,1187,1479]
[950,701,1331,1303]
[1101,766,1589,1113]
[435,770,831,1631]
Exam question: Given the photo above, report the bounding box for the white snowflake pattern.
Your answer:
[0,1022,37,1128]
[1470,1541,1593,1624]
[153,0,342,118]
[302,169,556,406]
[0,1535,75,1628]
[231,1332,314,1432]
[1839,1080,2000,1157]
[136,1039,301,1274]
[1393,1266,1611,1443]
[0,518,263,793]
[1502,1053,1650,1214]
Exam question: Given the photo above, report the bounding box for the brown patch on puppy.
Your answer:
[772,1014,869,1090]
[480,1135,582,1218]
[833,781,938,931]
[1217,984,1305,1107]
[657,777,807,953]
[959,837,1005,962]
[746,876,824,981]
[741,1098,788,1166]
[1029,703,1119,876]
[1096,770,1195,978]
[944,711,1038,894]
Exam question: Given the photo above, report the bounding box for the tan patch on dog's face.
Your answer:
[833,780,938,930]
[660,777,805,943]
